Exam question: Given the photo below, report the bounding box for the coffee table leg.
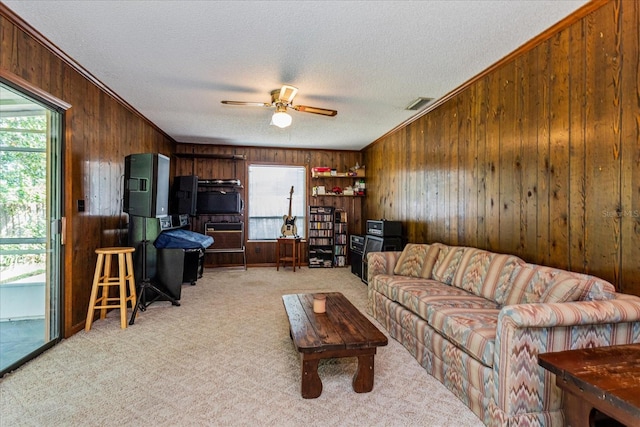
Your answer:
[301,356,322,398]
[353,354,375,393]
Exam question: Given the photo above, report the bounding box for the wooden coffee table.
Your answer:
[282,292,388,398]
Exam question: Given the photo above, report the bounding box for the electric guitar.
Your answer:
[281,186,298,237]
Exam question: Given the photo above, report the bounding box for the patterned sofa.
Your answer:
[366,242,640,426]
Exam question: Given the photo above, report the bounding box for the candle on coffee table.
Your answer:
[313,294,327,313]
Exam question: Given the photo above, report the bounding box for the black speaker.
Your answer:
[124,153,170,218]
[171,175,198,216]
[350,251,363,278]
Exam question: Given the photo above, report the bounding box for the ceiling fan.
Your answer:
[221,85,337,128]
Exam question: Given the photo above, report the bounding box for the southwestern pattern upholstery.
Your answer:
[366,243,640,426]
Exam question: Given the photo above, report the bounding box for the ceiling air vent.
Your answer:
[405,97,434,111]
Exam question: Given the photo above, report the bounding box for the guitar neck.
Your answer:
[288,187,294,217]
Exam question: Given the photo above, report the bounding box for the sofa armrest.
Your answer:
[498,298,640,329]
[366,251,402,284]
[492,299,640,418]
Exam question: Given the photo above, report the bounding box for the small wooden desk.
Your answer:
[276,237,301,271]
[538,344,640,427]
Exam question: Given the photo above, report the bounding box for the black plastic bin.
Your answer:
[154,229,213,291]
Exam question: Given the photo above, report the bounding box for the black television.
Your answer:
[363,235,383,257]
[196,191,243,214]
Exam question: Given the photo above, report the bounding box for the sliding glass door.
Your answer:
[0,82,63,376]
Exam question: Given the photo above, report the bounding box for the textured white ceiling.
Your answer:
[3,0,589,150]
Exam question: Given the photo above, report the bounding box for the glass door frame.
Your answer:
[0,70,70,376]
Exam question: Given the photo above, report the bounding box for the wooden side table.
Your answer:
[276,237,301,271]
[538,344,640,427]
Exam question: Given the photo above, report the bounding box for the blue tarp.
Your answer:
[154,229,213,249]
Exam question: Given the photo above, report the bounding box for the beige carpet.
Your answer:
[1,267,484,427]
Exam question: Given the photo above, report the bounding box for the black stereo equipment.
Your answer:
[171,175,198,216]
[124,153,170,218]
[366,220,402,237]
[350,234,365,254]
[157,214,190,231]
[205,222,244,250]
[198,179,241,187]
[205,222,242,231]
[197,191,243,215]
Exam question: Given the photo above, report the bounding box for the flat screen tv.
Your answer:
[196,191,243,215]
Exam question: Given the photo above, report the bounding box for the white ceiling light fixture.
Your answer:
[271,103,293,128]
[223,85,337,130]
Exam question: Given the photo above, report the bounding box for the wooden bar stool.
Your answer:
[85,247,137,331]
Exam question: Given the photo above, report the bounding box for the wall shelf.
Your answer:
[312,166,366,197]
[312,194,364,197]
[311,169,365,178]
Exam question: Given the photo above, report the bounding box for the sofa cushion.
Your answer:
[393,244,431,278]
[399,287,497,322]
[451,249,522,304]
[504,264,606,305]
[539,277,585,303]
[432,245,467,285]
[369,274,473,321]
[419,243,442,279]
[428,306,499,368]
[451,247,484,287]
[568,272,617,301]
[504,264,563,304]
[368,274,410,302]
[423,295,499,323]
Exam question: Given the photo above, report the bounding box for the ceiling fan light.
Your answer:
[271,111,292,128]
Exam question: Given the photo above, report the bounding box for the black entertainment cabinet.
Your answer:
[185,177,247,269]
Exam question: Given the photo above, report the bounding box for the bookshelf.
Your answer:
[308,206,334,268]
[334,210,348,267]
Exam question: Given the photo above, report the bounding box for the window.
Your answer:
[248,165,306,240]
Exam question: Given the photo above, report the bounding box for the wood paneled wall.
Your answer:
[175,144,363,267]
[1,9,176,335]
[363,0,640,295]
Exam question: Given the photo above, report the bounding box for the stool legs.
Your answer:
[124,252,137,325]
[100,253,112,320]
[85,248,137,331]
[85,253,105,331]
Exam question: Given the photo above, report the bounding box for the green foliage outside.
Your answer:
[0,114,47,269]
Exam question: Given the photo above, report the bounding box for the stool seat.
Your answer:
[95,247,135,255]
[85,246,137,331]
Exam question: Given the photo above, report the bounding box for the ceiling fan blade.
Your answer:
[292,105,338,117]
[278,85,298,104]
[221,100,272,107]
